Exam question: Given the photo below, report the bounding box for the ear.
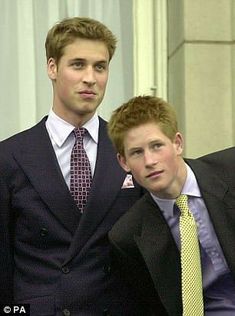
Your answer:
[173,132,184,155]
[47,58,57,80]
[117,153,131,173]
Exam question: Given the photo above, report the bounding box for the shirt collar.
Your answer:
[181,163,201,198]
[151,163,201,217]
[46,109,99,147]
[83,112,99,144]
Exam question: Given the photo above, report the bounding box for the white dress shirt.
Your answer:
[45,109,99,188]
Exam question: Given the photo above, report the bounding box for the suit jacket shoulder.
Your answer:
[197,147,235,189]
[199,146,235,166]
[109,193,154,242]
[0,117,48,145]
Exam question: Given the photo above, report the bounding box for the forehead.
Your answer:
[124,122,170,146]
[61,38,110,61]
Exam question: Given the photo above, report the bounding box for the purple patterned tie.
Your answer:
[70,127,92,213]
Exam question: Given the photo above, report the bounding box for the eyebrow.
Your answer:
[69,58,108,64]
[126,146,142,154]
[126,139,164,153]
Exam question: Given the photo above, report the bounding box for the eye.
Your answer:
[95,63,107,72]
[71,61,84,69]
[129,149,143,157]
[152,142,163,150]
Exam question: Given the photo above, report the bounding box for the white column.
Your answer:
[133,0,167,99]
[17,0,37,131]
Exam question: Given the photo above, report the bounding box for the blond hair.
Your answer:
[45,17,117,64]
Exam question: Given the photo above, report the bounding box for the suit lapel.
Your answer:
[64,118,126,260]
[134,194,182,315]
[13,117,80,234]
[86,118,126,218]
[187,158,235,277]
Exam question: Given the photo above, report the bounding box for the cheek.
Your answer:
[97,74,108,89]
[57,73,78,93]
[159,151,178,174]
[166,154,179,172]
[128,162,143,180]
[57,80,70,97]
[59,69,81,84]
[163,148,177,163]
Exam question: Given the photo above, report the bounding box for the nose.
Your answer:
[144,150,157,167]
[82,66,96,86]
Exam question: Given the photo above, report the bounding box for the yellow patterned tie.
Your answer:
[176,194,204,316]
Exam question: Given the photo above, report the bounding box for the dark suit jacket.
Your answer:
[200,146,235,189]
[109,157,235,315]
[0,117,145,315]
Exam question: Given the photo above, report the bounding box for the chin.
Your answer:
[81,102,100,112]
[151,186,167,198]
[73,106,96,115]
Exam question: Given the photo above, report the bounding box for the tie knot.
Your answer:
[73,127,87,140]
[175,194,188,215]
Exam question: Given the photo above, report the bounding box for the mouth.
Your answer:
[79,90,97,99]
[146,170,163,179]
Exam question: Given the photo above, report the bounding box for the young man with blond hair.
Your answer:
[0,17,145,315]
[108,95,235,315]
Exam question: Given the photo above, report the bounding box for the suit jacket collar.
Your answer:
[134,193,182,315]
[13,117,81,234]
[186,158,235,277]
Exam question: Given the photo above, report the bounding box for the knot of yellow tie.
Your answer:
[176,194,189,216]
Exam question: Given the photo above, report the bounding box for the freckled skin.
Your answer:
[118,122,187,199]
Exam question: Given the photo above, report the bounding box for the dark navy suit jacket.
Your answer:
[0,117,146,315]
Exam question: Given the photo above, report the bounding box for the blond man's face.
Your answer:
[47,38,109,125]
